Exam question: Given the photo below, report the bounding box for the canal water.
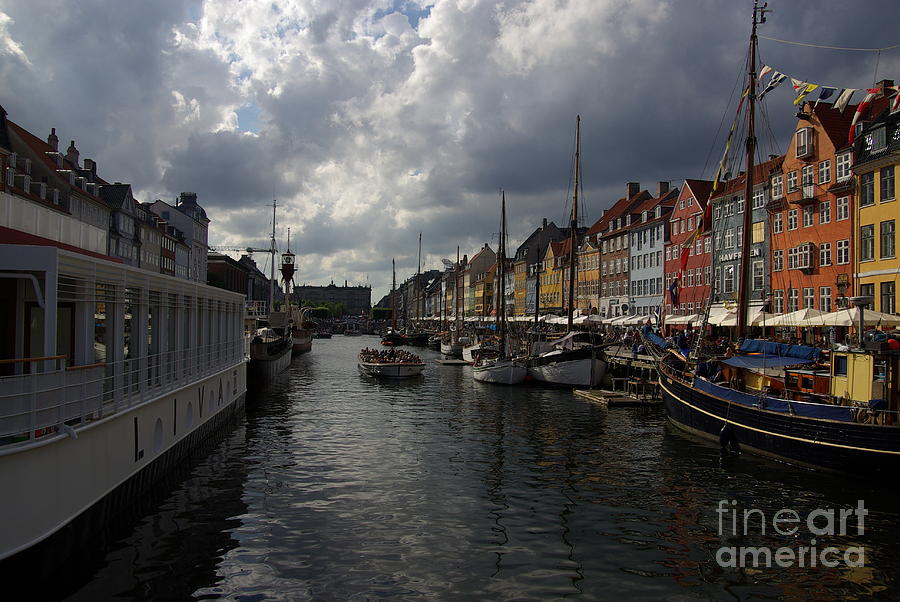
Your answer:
[64,336,900,600]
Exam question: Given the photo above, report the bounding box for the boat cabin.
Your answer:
[830,349,900,412]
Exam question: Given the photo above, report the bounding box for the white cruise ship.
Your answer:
[0,106,247,564]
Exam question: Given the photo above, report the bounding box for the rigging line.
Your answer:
[759,35,900,53]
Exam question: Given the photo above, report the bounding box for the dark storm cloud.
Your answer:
[2,0,899,300]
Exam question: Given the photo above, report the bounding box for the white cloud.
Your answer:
[2,0,899,301]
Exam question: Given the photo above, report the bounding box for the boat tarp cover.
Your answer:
[722,355,814,369]
[646,332,670,349]
[694,378,853,422]
[739,339,821,362]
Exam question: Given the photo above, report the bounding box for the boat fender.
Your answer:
[719,423,740,454]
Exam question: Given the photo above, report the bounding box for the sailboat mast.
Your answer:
[391,258,397,330]
[498,190,507,357]
[736,2,763,339]
[567,115,580,333]
[417,232,422,323]
[269,199,276,319]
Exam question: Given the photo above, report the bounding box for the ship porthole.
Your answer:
[153,418,164,453]
[186,402,194,429]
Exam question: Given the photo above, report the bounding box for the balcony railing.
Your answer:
[0,339,246,449]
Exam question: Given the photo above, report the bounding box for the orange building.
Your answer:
[769,102,857,314]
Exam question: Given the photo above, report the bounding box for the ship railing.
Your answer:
[0,339,247,449]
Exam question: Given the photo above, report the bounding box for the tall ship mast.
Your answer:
[525,116,607,387]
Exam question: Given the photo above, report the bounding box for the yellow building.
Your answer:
[577,238,600,314]
[539,241,566,313]
[853,98,900,314]
[513,259,527,317]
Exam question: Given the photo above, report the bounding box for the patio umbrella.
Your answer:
[797,307,900,327]
[766,308,827,327]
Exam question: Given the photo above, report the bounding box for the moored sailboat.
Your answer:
[651,0,900,474]
[526,116,607,387]
[474,191,526,385]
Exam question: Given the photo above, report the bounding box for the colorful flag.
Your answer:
[679,246,691,273]
[758,72,786,100]
[814,86,837,107]
[793,83,819,106]
[790,78,806,92]
[758,65,773,80]
[668,277,679,308]
[833,88,857,114]
[891,86,900,112]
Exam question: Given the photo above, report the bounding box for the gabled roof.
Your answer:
[99,183,134,211]
[683,179,713,207]
[808,101,857,150]
[587,190,652,236]
[0,105,11,152]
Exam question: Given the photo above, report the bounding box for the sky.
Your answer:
[2,0,899,303]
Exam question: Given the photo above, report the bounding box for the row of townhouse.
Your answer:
[396,80,900,324]
[1,106,210,286]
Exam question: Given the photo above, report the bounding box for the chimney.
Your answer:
[47,128,59,151]
[876,79,894,97]
[66,140,79,167]
[627,182,640,198]
[542,218,547,228]
[83,158,97,176]
[657,181,669,197]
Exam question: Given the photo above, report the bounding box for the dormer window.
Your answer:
[864,127,887,153]
[655,206,661,218]
[642,211,648,222]
[796,127,813,158]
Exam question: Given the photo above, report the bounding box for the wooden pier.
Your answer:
[574,389,662,407]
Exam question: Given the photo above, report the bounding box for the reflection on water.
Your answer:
[66,336,900,599]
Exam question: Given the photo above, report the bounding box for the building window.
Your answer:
[787,170,798,192]
[771,174,783,199]
[796,128,811,157]
[881,167,895,202]
[752,221,765,243]
[753,261,764,291]
[704,236,711,254]
[820,287,832,312]
[737,196,745,214]
[820,242,832,266]
[818,160,831,184]
[724,228,735,248]
[773,249,784,271]
[860,172,875,207]
[819,200,831,224]
[882,281,896,314]
[773,212,783,233]
[803,287,815,309]
[860,283,875,299]
[704,265,711,285]
[753,188,765,209]
[837,239,850,264]
[803,205,814,227]
[788,209,798,230]
[836,197,849,221]
[880,220,895,258]
[737,226,743,247]
[723,265,735,293]
[774,289,784,313]
[788,288,799,312]
[801,164,814,186]
[860,225,875,261]
[836,152,852,181]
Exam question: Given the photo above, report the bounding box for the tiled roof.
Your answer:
[683,179,713,206]
[711,155,784,200]
[99,183,132,209]
[589,190,652,237]
[6,119,106,203]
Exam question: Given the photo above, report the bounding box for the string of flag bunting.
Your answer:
[667,66,900,309]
